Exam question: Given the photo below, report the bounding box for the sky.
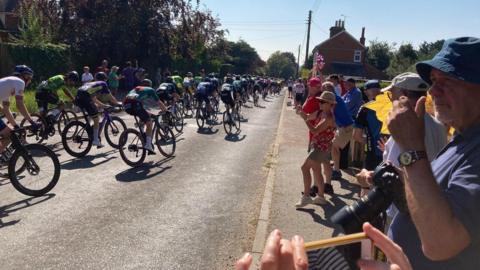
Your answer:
[200,0,480,62]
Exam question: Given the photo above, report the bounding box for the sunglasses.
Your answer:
[319,100,331,104]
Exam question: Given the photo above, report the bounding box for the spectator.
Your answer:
[293,78,305,109]
[352,81,384,173]
[363,80,381,101]
[287,78,293,98]
[327,74,342,96]
[339,74,347,96]
[81,66,93,84]
[134,67,146,87]
[235,223,413,270]
[322,82,354,181]
[387,37,480,269]
[122,61,136,92]
[96,59,109,74]
[343,78,364,118]
[108,66,121,97]
[295,78,336,208]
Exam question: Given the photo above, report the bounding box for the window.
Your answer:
[354,50,362,63]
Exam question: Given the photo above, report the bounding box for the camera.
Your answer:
[331,163,408,234]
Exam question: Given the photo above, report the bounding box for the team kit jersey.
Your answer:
[38,75,65,93]
[0,76,25,102]
[126,86,159,102]
[78,81,111,96]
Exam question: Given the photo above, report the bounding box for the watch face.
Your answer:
[400,152,412,165]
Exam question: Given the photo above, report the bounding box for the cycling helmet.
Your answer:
[165,77,174,83]
[225,77,233,84]
[95,72,108,81]
[203,77,211,83]
[186,72,193,77]
[13,65,34,76]
[67,71,79,82]
[141,79,153,87]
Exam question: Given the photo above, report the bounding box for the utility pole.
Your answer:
[305,10,312,66]
[297,44,301,77]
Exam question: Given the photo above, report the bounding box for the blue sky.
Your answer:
[200,0,480,61]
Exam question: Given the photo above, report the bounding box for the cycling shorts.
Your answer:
[75,91,98,117]
[220,91,235,107]
[35,89,60,113]
[0,119,6,131]
[124,99,151,122]
[195,92,210,105]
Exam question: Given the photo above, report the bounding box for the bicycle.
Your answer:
[195,97,218,129]
[181,88,196,118]
[20,106,78,144]
[161,100,184,133]
[222,105,241,136]
[119,112,176,167]
[61,105,126,157]
[0,126,61,196]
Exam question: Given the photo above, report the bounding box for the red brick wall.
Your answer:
[316,32,366,66]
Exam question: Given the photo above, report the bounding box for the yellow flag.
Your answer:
[364,93,392,135]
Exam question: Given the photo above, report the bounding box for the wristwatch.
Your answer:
[398,150,427,167]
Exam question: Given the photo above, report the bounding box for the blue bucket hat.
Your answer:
[416,37,480,85]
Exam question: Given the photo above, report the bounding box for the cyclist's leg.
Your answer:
[0,120,11,153]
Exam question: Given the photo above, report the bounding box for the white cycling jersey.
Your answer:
[0,76,25,102]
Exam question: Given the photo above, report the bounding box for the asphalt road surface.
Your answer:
[0,93,284,270]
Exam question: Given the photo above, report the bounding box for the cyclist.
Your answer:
[74,72,122,147]
[195,77,215,114]
[171,71,184,95]
[35,71,78,124]
[232,75,243,101]
[0,65,37,152]
[220,77,235,110]
[156,75,181,105]
[183,72,195,93]
[124,79,166,154]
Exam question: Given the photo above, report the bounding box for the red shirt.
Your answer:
[302,96,320,141]
[340,80,347,96]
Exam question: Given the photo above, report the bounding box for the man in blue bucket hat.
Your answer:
[387,37,480,269]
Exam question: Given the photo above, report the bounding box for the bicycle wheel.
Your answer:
[222,111,233,135]
[0,144,25,175]
[155,125,176,157]
[173,107,184,133]
[61,121,92,157]
[232,110,241,135]
[57,109,78,135]
[195,107,205,129]
[9,144,60,196]
[20,113,46,144]
[104,116,127,149]
[119,128,146,167]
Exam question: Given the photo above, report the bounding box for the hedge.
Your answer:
[1,42,71,83]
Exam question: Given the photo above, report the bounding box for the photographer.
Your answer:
[387,37,480,269]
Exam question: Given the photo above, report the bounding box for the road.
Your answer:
[0,93,284,270]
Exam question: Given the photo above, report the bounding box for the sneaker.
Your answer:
[92,140,104,148]
[324,183,334,195]
[332,170,342,180]
[295,195,313,208]
[145,143,156,155]
[313,196,328,205]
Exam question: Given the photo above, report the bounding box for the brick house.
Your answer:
[0,0,19,42]
[312,20,387,80]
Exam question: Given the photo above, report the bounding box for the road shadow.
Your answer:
[296,195,348,237]
[60,149,118,170]
[225,134,246,142]
[197,127,219,135]
[0,194,56,229]
[255,104,267,109]
[115,157,174,182]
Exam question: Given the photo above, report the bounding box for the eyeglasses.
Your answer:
[319,100,328,104]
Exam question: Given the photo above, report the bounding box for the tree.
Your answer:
[387,43,418,77]
[227,40,263,74]
[265,51,296,79]
[13,1,53,45]
[418,40,444,61]
[366,40,392,72]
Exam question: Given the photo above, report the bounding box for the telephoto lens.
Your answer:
[331,163,401,233]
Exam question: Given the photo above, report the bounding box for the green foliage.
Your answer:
[4,43,71,82]
[9,90,38,113]
[12,1,53,45]
[387,44,419,77]
[366,40,392,72]
[303,54,314,69]
[227,40,264,74]
[265,51,297,79]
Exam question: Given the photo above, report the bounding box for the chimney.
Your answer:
[329,19,344,38]
[341,20,345,29]
[360,27,365,45]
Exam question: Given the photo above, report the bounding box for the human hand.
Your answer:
[357,223,412,270]
[387,96,426,151]
[235,230,308,270]
[377,136,389,152]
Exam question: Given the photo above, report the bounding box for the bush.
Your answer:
[2,42,71,83]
